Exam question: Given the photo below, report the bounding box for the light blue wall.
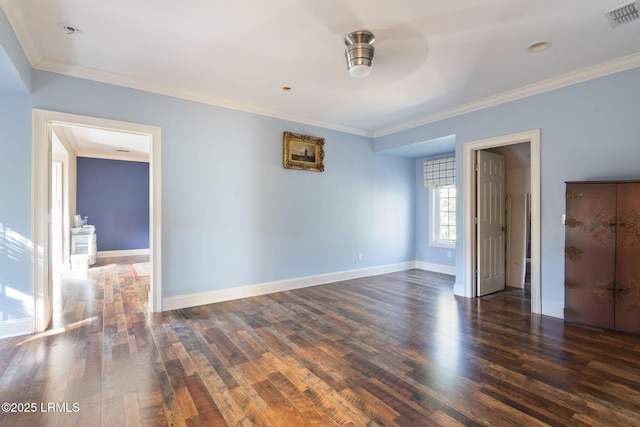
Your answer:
[0,8,30,92]
[7,9,640,317]
[415,155,456,267]
[0,90,32,320]
[377,66,640,310]
[31,70,415,297]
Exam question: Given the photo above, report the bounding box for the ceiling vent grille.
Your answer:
[605,1,640,27]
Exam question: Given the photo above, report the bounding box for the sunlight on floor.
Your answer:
[17,316,98,345]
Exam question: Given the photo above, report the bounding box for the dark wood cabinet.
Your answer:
[564,181,640,334]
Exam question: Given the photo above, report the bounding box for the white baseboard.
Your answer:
[542,301,564,319]
[414,261,456,276]
[453,283,468,297]
[163,261,415,311]
[97,249,149,258]
[0,317,32,339]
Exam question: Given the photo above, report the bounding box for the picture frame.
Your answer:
[283,132,325,172]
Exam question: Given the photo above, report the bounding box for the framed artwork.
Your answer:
[283,132,325,172]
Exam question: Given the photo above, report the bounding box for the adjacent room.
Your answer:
[1,1,640,425]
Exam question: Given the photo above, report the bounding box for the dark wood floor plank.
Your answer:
[2,263,640,425]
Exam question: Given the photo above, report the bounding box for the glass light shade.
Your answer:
[348,64,372,78]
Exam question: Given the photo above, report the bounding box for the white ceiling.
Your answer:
[3,0,640,140]
[52,124,150,162]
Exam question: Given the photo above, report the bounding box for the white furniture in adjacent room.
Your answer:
[70,226,97,269]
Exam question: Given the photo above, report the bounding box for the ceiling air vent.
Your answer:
[605,1,640,28]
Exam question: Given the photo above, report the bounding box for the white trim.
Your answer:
[32,110,162,334]
[453,283,466,296]
[32,110,50,333]
[149,124,163,313]
[163,262,415,311]
[462,130,541,315]
[97,249,150,258]
[0,317,32,339]
[38,59,372,138]
[374,52,640,137]
[30,50,640,140]
[5,0,638,139]
[542,301,564,320]
[415,261,456,276]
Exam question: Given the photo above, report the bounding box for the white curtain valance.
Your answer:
[423,156,455,187]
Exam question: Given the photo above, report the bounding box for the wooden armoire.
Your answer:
[564,181,640,334]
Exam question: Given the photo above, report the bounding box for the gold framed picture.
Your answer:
[283,132,325,172]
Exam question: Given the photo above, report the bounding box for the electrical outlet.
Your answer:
[358,253,363,261]
[447,251,452,258]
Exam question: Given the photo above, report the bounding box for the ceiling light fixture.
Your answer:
[344,30,375,78]
[527,41,551,53]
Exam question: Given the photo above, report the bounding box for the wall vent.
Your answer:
[605,1,640,27]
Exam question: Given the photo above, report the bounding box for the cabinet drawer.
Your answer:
[73,235,91,245]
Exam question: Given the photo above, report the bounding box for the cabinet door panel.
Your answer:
[615,183,640,334]
[564,183,616,329]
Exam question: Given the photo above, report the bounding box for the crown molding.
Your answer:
[0,0,44,65]
[373,52,640,138]
[4,0,639,141]
[33,57,373,138]
[0,0,371,137]
[36,50,640,141]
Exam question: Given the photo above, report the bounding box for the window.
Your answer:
[430,185,456,248]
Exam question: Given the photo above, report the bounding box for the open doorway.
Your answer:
[489,143,531,293]
[32,110,162,333]
[461,130,541,314]
[475,143,531,297]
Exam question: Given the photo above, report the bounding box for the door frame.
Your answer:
[50,161,63,273]
[32,109,163,332]
[462,129,541,314]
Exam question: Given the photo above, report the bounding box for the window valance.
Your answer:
[423,156,455,187]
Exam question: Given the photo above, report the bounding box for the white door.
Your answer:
[477,150,506,296]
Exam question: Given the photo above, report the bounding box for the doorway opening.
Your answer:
[32,109,162,332]
[461,130,541,314]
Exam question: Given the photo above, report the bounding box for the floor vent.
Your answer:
[605,1,640,27]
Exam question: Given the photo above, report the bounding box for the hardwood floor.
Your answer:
[1,258,640,426]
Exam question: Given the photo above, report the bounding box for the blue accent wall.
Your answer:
[76,157,150,251]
